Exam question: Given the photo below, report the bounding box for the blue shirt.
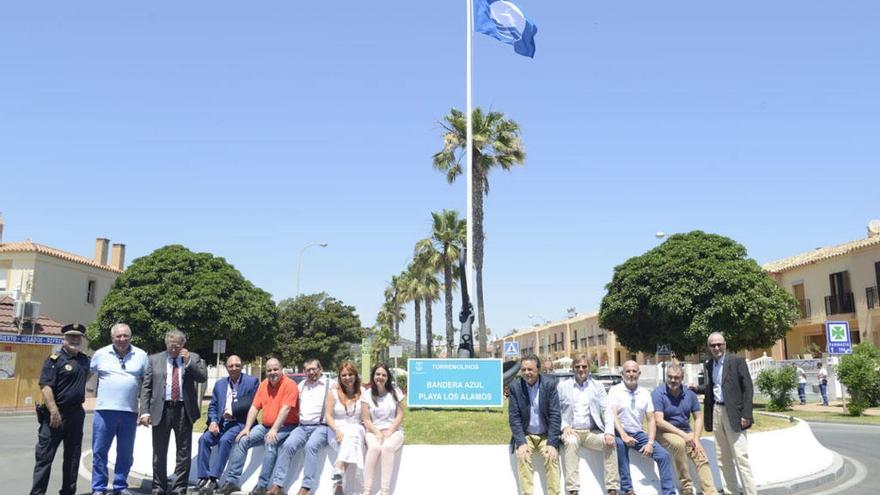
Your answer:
[90,344,149,412]
[652,384,700,433]
[713,354,726,403]
[526,378,546,435]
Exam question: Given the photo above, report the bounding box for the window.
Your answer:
[86,280,97,304]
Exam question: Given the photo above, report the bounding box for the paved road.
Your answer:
[795,421,880,495]
[1,412,95,495]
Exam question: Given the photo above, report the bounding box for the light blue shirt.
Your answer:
[91,344,148,412]
[526,379,546,435]
[713,354,726,403]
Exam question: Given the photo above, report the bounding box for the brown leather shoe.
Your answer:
[265,485,283,495]
[607,490,619,495]
[622,491,635,495]
[297,489,310,495]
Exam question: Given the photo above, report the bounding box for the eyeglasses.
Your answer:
[574,365,589,370]
[709,343,726,348]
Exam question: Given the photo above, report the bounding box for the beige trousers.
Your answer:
[517,434,561,495]
[561,429,619,493]
[657,432,717,495]
[713,404,757,495]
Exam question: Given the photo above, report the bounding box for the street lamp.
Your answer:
[655,231,667,240]
[296,242,328,296]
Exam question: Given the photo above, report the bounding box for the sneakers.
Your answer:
[200,479,219,495]
[217,483,241,495]
[249,486,268,495]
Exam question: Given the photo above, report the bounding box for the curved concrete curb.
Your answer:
[97,415,841,494]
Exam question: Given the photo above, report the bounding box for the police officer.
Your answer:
[31,323,91,495]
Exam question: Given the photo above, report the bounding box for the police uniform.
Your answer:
[31,323,90,495]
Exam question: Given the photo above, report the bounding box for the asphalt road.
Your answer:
[2,413,878,495]
[795,421,880,495]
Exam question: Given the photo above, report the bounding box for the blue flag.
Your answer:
[473,0,538,58]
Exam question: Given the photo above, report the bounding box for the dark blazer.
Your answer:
[703,352,754,432]
[206,373,259,427]
[140,351,208,424]
[508,375,561,453]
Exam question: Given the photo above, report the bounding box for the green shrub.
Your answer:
[837,343,880,416]
[756,365,798,411]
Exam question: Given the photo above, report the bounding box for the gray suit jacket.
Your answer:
[139,351,207,424]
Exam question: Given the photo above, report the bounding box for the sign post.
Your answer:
[826,321,852,409]
[389,345,403,369]
[503,341,520,358]
[212,339,227,379]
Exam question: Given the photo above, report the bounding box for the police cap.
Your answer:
[61,323,85,336]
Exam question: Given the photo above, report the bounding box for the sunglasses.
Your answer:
[709,343,726,348]
[574,365,590,370]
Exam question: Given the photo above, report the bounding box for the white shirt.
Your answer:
[224,376,242,417]
[164,356,185,401]
[559,379,594,430]
[818,367,828,381]
[713,355,726,403]
[362,387,405,430]
[797,367,807,384]
[608,383,653,435]
[299,376,329,424]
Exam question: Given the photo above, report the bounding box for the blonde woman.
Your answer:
[324,362,365,494]
[361,363,405,495]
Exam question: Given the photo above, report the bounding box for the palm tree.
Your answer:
[397,265,422,357]
[433,107,526,357]
[369,325,393,364]
[413,249,441,358]
[383,273,407,344]
[416,209,466,356]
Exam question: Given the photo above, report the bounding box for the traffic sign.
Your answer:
[503,341,520,357]
[212,339,226,354]
[389,345,403,358]
[826,321,852,355]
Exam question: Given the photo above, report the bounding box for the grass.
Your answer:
[752,404,880,426]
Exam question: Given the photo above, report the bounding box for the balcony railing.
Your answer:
[868,287,878,310]
[825,292,855,315]
[797,298,811,319]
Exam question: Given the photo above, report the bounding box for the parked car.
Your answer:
[592,371,623,391]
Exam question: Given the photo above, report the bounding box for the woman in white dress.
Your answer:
[361,363,405,495]
[324,361,366,495]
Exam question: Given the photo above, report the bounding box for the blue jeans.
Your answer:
[798,383,806,404]
[197,422,244,479]
[224,424,295,488]
[820,381,829,405]
[615,430,676,495]
[271,424,330,489]
[91,410,137,492]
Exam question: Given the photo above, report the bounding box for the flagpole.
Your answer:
[465,0,475,310]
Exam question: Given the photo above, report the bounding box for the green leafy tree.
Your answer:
[275,293,363,371]
[434,108,526,357]
[599,231,799,356]
[755,365,797,411]
[416,209,466,355]
[837,343,880,415]
[87,245,277,359]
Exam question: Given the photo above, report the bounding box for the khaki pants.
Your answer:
[713,404,757,495]
[561,429,619,493]
[517,434,561,495]
[657,432,717,495]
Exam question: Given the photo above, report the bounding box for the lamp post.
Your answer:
[296,242,328,296]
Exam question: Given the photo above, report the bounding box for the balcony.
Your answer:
[797,298,811,319]
[868,287,878,310]
[825,292,855,315]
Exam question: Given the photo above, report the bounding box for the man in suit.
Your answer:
[703,332,756,495]
[139,329,207,495]
[556,356,618,495]
[194,355,259,494]
[509,354,562,495]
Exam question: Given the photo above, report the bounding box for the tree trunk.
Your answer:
[473,156,488,357]
[425,296,433,358]
[414,298,422,358]
[443,245,454,356]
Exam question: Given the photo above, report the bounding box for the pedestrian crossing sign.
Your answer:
[503,341,520,357]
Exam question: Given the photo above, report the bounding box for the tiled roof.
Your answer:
[763,234,880,274]
[0,296,64,335]
[0,240,123,273]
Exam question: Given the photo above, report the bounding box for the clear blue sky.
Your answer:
[2,1,878,341]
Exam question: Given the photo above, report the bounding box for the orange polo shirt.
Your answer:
[252,374,299,427]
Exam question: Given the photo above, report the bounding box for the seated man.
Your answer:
[195,355,259,494]
[652,363,717,495]
[509,354,562,495]
[218,358,299,495]
[556,356,619,495]
[268,359,332,495]
[608,361,676,495]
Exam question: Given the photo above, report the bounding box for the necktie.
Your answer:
[171,359,180,402]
